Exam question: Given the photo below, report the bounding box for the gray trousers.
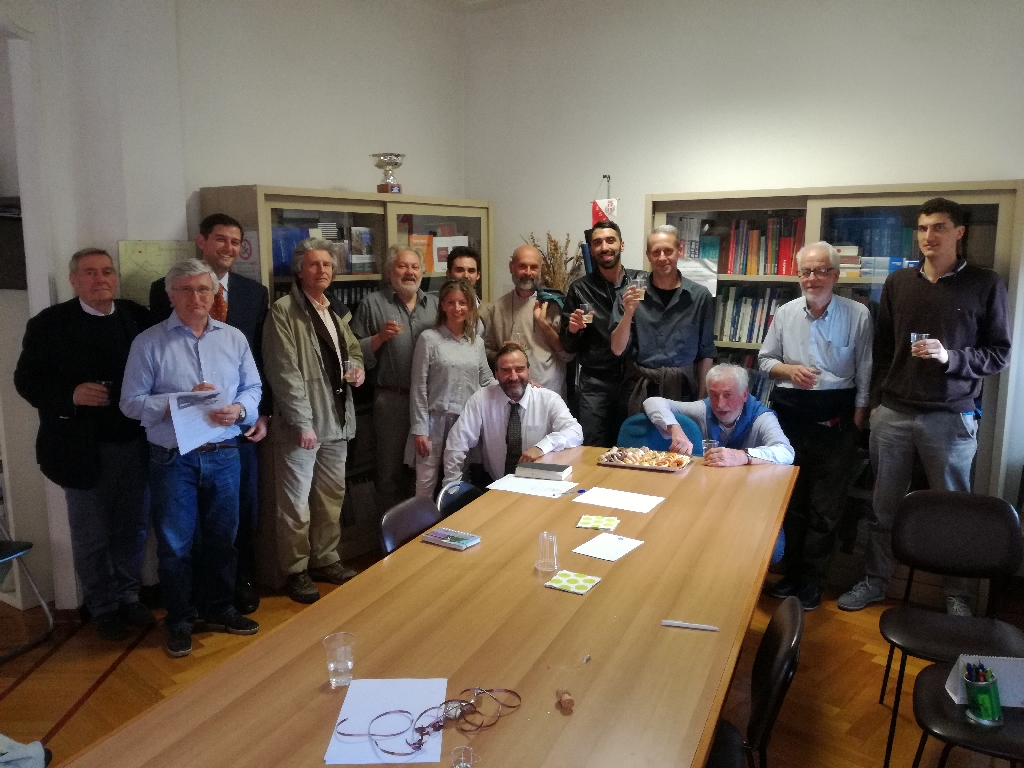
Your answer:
[866,405,977,596]
[373,389,414,513]
[63,438,148,616]
[273,439,347,576]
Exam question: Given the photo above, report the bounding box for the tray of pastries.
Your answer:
[598,446,691,472]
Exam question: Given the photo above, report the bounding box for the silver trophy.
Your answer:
[371,152,405,193]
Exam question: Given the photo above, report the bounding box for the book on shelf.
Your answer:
[349,227,375,274]
[408,233,433,273]
[724,215,805,277]
[715,284,798,346]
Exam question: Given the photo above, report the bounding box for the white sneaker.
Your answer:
[946,596,973,617]
[837,579,886,611]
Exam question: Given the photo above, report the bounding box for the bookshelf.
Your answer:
[645,180,1024,506]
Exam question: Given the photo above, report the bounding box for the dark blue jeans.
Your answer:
[149,442,240,632]
[236,438,260,583]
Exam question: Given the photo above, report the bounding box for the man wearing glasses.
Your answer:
[122,260,262,657]
[758,241,872,611]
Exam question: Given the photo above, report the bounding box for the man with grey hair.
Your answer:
[121,259,262,657]
[352,245,438,512]
[612,225,717,415]
[644,363,794,467]
[15,248,154,641]
[481,244,571,395]
[758,241,872,611]
[263,238,365,604]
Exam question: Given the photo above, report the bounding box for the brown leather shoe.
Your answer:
[308,562,358,585]
[286,571,320,604]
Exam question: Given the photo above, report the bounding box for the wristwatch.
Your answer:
[745,450,753,465]
[235,404,247,424]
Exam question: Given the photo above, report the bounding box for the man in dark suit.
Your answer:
[15,248,153,640]
[149,213,269,614]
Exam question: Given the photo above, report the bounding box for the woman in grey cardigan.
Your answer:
[408,279,495,498]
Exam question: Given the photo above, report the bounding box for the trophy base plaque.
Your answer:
[377,183,402,194]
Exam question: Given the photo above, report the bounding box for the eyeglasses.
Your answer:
[798,268,835,279]
[171,286,214,296]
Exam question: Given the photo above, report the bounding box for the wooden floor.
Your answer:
[2,578,1021,767]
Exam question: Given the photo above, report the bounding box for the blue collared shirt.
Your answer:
[120,312,262,449]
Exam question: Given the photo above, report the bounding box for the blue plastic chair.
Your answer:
[436,481,485,519]
[616,413,705,455]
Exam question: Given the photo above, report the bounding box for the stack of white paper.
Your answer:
[573,486,664,514]
[488,475,577,498]
[572,533,644,562]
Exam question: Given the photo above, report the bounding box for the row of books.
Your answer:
[271,226,376,276]
[714,285,797,345]
[723,216,807,276]
[718,354,777,404]
[833,245,920,278]
[828,214,919,261]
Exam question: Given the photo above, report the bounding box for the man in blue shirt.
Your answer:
[121,260,262,657]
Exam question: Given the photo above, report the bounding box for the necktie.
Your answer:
[211,284,228,322]
[505,402,522,476]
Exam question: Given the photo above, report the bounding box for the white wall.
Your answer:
[176,0,466,231]
[0,37,17,196]
[463,0,1024,294]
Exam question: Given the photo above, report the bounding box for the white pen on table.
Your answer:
[661,620,719,632]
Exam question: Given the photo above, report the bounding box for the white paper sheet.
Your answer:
[487,475,577,498]
[572,486,665,514]
[325,678,449,764]
[572,532,644,562]
[168,389,228,455]
[944,655,1024,707]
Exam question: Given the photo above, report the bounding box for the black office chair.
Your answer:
[910,662,1024,768]
[706,596,804,768]
[0,521,56,664]
[436,481,484,519]
[878,490,1024,768]
[379,496,442,555]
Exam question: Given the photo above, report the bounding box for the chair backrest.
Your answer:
[379,496,442,555]
[615,412,705,454]
[746,595,804,754]
[436,481,484,519]
[892,490,1023,579]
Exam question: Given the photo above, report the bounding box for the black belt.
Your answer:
[193,440,238,453]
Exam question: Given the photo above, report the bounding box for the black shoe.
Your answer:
[797,584,824,611]
[94,610,131,641]
[165,626,193,657]
[118,601,156,627]
[766,576,801,599]
[235,581,260,615]
[206,612,259,635]
[286,571,321,604]
[308,562,358,585]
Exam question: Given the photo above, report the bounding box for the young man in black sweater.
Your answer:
[838,198,1012,615]
[15,249,153,640]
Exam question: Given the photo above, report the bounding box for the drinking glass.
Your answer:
[702,439,719,456]
[631,277,647,301]
[580,302,595,325]
[323,632,355,688]
[536,532,558,572]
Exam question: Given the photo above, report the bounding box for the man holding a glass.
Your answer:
[610,225,717,415]
[758,241,872,611]
[838,198,1012,615]
[263,238,365,604]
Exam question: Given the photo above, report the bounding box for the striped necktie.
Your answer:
[504,402,522,476]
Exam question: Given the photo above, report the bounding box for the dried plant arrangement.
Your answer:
[523,232,585,293]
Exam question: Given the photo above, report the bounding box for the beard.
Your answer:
[395,275,422,298]
[512,275,538,292]
[500,378,526,400]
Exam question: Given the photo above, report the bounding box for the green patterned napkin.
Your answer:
[577,515,620,531]
[544,570,601,595]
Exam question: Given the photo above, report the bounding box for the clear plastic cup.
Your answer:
[580,302,595,325]
[342,360,361,382]
[536,531,558,572]
[323,631,355,689]
[702,439,719,457]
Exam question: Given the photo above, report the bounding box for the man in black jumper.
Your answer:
[149,213,269,615]
[838,198,1012,615]
[560,220,644,446]
[15,248,153,640]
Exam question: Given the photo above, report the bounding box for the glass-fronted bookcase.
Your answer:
[199,186,493,573]
[645,181,1024,509]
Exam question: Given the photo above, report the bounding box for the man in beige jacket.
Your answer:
[263,238,365,604]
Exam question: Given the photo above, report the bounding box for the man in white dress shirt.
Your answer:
[443,343,583,484]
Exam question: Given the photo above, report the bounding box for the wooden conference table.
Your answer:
[66,446,796,768]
